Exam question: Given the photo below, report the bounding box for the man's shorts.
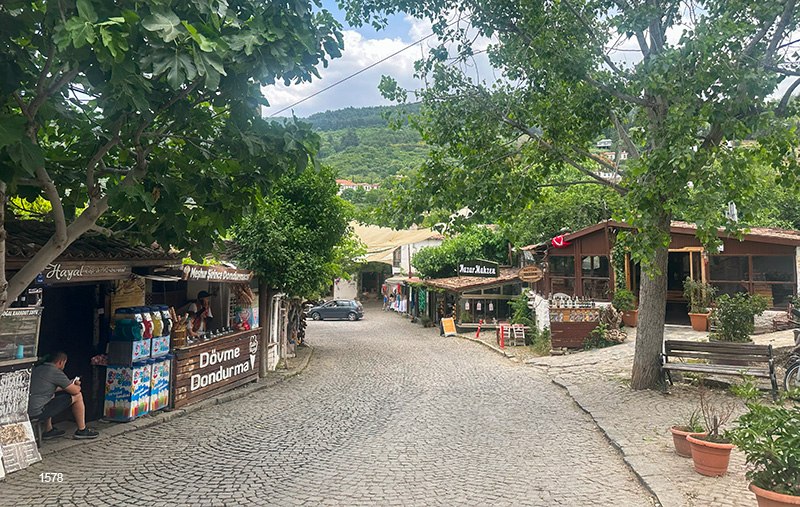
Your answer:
[33,391,72,420]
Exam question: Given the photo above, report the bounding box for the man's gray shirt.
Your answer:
[28,363,71,417]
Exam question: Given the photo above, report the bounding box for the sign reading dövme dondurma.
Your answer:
[172,330,260,409]
[458,259,499,278]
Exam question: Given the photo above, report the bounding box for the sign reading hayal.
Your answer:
[457,259,499,278]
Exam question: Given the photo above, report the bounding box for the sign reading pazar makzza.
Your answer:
[458,259,499,278]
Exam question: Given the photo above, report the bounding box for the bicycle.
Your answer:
[783,308,800,399]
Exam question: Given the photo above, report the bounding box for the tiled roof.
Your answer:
[423,267,520,292]
[5,220,181,267]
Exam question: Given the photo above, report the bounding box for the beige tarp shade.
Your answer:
[353,223,443,251]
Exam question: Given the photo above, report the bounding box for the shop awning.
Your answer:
[423,267,521,292]
[136,274,183,282]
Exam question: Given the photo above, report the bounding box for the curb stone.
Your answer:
[37,344,315,458]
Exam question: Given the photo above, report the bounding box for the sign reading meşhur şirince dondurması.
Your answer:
[458,260,499,278]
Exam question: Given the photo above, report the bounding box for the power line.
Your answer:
[269,24,455,117]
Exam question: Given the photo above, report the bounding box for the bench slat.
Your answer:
[662,362,771,377]
[664,351,772,363]
[665,340,771,355]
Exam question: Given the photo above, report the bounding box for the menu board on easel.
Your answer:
[0,368,41,475]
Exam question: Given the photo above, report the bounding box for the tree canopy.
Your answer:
[412,226,509,279]
[232,165,363,299]
[340,0,800,388]
[0,0,344,309]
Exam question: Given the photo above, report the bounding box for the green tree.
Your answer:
[412,226,508,279]
[0,0,343,310]
[232,165,362,300]
[341,0,800,389]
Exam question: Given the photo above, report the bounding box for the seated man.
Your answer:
[28,352,99,440]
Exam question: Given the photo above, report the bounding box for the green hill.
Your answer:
[298,104,428,183]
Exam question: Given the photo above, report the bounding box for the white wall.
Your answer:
[333,277,358,300]
[392,238,443,276]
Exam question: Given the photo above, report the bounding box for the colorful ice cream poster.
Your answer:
[104,366,133,420]
[151,336,170,357]
[131,363,152,418]
[150,359,170,411]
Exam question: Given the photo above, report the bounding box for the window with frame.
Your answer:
[392,248,402,267]
[581,255,610,300]
[549,256,575,296]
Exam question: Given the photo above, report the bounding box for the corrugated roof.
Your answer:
[5,220,180,268]
[353,223,444,252]
[423,267,520,292]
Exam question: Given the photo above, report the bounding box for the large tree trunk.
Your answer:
[630,216,670,390]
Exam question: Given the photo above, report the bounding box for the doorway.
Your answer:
[666,249,704,325]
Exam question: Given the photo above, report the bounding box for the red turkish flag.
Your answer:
[552,235,571,248]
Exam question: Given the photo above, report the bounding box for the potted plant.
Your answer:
[612,288,637,327]
[683,278,717,331]
[709,293,769,343]
[727,378,800,506]
[685,387,736,476]
[669,409,707,458]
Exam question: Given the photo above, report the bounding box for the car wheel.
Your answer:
[347,312,357,321]
[311,312,321,321]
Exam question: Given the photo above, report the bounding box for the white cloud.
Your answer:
[263,30,421,118]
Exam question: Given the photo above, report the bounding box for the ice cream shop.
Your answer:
[0,221,262,476]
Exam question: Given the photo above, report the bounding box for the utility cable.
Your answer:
[269,16,470,117]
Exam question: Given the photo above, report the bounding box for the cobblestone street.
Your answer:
[1,305,654,506]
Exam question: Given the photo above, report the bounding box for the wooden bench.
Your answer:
[661,340,778,401]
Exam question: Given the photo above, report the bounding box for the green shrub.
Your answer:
[710,293,768,342]
[611,289,636,312]
[683,278,717,314]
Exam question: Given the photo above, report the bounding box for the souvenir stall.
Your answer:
[161,265,262,409]
[421,265,522,332]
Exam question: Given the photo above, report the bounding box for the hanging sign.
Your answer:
[519,265,544,283]
[476,302,482,311]
[182,265,253,283]
[458,259,499,278]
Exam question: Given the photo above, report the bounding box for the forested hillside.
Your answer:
[297,104,428,183]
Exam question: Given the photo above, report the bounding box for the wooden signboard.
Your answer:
[519,265,544,283]
[457,259,499,278]
[441,318,457,336]
[42,262,131,284]
[172,329,260,409]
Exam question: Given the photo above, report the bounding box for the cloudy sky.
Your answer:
[262,3,442,119]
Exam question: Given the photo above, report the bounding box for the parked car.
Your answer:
[308,299,364,321]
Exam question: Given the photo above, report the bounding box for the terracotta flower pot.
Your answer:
[749,483,800,507]
[688,312,710,331]
[686,435,734,476]
[669,426,707,457]
[621,309,638,327]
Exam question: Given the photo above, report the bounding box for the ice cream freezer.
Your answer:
[104,355,172,421]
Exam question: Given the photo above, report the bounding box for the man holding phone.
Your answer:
[28,352,99,440]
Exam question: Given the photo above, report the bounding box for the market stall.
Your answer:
[548,296,601,348]
[422,266,522,332]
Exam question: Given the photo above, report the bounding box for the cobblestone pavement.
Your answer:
[524,325,798,507]
[1,305,655,506]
